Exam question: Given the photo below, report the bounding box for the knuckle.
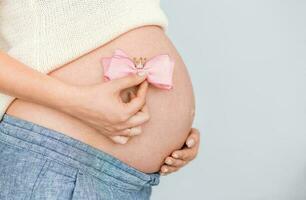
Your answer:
[181,160,187,165]
[104,126,114,132]
[121,113,130,122]
[186,154,193,161]
[104,130,114,137]
[181,153,188,160]
[173,159,180,166]
[125,109,134,117]
[112,126,121,132]
[115,112,129,123]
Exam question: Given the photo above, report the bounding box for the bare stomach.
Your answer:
[5,26,195,173]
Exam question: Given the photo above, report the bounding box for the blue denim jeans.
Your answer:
[0,114,160,200]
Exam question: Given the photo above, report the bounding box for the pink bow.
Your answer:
[101,49,174,90]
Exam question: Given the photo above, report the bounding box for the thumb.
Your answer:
[112,72,147,91]
[186,128,200,148]
[128,90,137,100]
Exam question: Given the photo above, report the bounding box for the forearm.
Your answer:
[0,51,75,111]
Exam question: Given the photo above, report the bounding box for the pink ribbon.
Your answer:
[101,49,174,90]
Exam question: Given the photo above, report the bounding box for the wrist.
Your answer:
[43,79,80,114]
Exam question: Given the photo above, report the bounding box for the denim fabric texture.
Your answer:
[0,114,160,200]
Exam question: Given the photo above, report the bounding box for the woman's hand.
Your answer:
[60,73,150,144]
[108,88,150,144]
[159,128,200,175]
[0,52,149,144]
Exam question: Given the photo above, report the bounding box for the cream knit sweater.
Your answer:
[0,0,168,120]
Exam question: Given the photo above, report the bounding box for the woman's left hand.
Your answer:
[159,128,200,175]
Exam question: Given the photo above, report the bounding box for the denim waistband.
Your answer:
[0,114,160,188]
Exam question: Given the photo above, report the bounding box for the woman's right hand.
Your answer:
[60,73,150,144]
[0,52,149,144]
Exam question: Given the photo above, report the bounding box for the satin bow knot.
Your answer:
[101,49,174,90]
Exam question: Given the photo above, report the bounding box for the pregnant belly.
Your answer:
[5,26,195,173]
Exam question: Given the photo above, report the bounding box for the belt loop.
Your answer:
[148,173,160,186]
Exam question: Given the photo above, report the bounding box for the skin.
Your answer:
[122,89,200,174]
[0,52,150,138]
[1,25,200,173]
[160,128,200,175]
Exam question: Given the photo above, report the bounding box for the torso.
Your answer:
[5,26,195,173]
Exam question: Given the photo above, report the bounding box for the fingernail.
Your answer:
[115,136,129,144]
[172,153,179,159]
[130,130,140,136]
[137,71,147,76]
[162,167,168,173]
[186,139,195,148]
[165,158,172,165]
[118,139,128,144]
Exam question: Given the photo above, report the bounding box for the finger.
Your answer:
[127,126,142,136]
[112,126,142,136]
[140,102,149,113]
[159,165,179,176]
[115,104,150,130]
[112,73,147,91]
[109,135,130,144]
[164,156,187,167]
[172,147,197,161]
[185,128,200,148]
[128,90,137,99]
[124,81,149,115]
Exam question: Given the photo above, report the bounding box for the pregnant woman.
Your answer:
[0,1,200,200]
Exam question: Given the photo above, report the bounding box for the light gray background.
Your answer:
[153,1,306,199]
